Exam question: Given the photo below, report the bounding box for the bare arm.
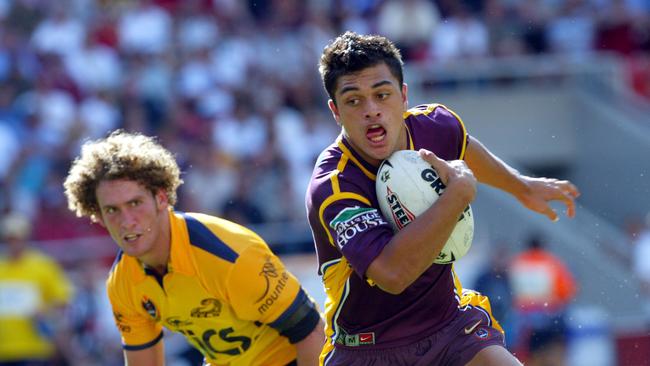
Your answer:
[124,341,165,366]
[464,136,580,221]
[295,318,326,366]
[366,149,477,294]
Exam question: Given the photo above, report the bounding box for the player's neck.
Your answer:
[140,211,171,276]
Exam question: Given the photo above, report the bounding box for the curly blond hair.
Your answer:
[64,130,183,221]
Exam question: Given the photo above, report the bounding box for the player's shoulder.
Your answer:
[22,249,61,267]
[308,143,372,207]
[178,212,266,262]
[308,141,346,191]
[405,103,461,124]
[106,250,139,299]
[312,139,345,177]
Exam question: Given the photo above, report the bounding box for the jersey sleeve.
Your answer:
[226,241,320,343]
[106,278,163,351]
[408,104,469,160]
[321,197,393,278]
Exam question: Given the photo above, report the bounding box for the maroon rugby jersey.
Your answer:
[305,104,469,357]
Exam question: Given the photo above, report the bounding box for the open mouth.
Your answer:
[123,233,141,242]
[366,124,386,143]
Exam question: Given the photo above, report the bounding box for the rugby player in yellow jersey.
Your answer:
[63,130,325,366]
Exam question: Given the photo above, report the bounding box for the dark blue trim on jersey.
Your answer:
[181,213,238,263]
[109,250,124,274]
[123,331,163,351]
[269,288,320,344]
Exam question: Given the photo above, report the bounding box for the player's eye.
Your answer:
[129,200,140,207]
[345,98,360,106]
[104,207,116,214]
[377,92,390,100]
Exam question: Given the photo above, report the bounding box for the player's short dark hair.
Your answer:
[319,31,404,104]
[63,130,183,222]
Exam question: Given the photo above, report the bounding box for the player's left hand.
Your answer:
[517,177,580,221]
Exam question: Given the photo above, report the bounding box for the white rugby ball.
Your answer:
[376,150,474,264]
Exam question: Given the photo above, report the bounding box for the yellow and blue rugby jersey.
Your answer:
[107,211,320,366]
[0,249,73,361]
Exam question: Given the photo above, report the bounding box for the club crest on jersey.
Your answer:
[190,298,222,318]
[474,327,491,340]
[141,296,160,321]
[385,187,416,229]
[329,207,386,248]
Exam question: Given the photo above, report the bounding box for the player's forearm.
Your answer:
[124,342,165,366]
[464,136,529,198]
[367,184,471,294]
[295,318,326,366]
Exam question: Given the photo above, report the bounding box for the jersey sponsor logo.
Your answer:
[329,207,386,248]
[421,168,446,195]
[421,169,471,222]
[166,316,193,328]
[359,332,375,345]
[141,296,160,321]
[256,256,290,314]
[191,298,222,318]
[335,330,376,346]
[385,187,416,229]
[179,327,252,359]
[113,311,131,333]
[464,319,482,335]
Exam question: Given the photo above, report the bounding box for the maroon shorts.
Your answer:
[322,306,505,366]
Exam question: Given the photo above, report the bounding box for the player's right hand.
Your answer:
[418,149,477,203]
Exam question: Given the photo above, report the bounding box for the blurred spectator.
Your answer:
[376,0,440,60]
[30,3,85,57]
[220,164,267,225]
[509,234,578,366]
[180,143,237,215]
[429,2,489,63]
[628,54,650,100]
[483,0,526,58]
[545,0,597,60]
[514,0,551,55]
[0,212,74,365]
[117,0,172,55]
[594,0,638,56]
[632,213,650,316]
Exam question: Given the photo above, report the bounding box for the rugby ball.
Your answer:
[376,150,473,264]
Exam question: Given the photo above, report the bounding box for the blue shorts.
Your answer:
[322,306,505,366]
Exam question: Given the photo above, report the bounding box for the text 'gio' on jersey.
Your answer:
[107,211,320,366]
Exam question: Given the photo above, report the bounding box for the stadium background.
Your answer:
[0,0,649,364]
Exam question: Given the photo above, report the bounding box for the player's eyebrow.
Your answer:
[339,80,393,96]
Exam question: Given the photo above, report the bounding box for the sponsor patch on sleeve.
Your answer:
[329,207,386,248]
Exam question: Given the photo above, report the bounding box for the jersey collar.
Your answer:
[338,124,414,180]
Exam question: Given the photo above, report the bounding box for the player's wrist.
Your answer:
[442,181,476,207]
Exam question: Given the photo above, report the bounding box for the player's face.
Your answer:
[329,63,408,166]
[95,179,169,262]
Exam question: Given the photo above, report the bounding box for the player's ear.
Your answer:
[402,83,408,109]
[154,189,169,211]
[328,99,341,126]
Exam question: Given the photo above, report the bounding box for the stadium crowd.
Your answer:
[0,0,649,242]
[0,0,649,365]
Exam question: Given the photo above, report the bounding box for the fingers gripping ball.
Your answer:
[376,150,474,264]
